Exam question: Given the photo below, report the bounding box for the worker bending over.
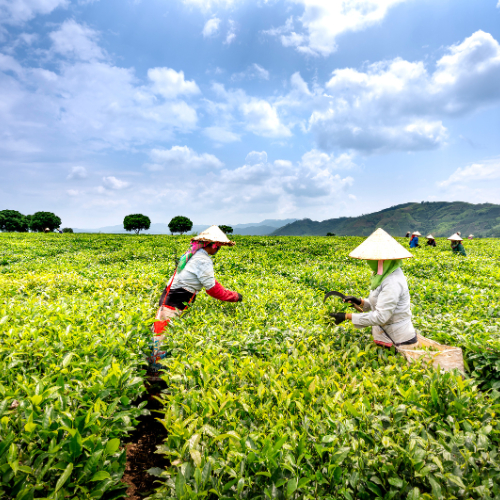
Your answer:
[448,233,466,256]
[150,226,242,370]
[331,228,418,350]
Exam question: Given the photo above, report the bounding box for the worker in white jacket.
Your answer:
[331,228,419,349]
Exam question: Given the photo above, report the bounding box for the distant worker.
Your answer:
[44,228,50,233]
[331,228,418,350]
[405,231,410,238]
[426,234,436,247]
[150,226,243,371]
[448,233,466,256]
[468,234,474,240]
[409,231,421,248]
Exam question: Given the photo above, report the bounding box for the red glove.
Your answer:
[206,281,241,302]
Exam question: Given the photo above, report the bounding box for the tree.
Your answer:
[326,232,336,236]
[0,210,29,232]
[123,214,151,235]
[219,225,233,234]
[62,228,74,233]
[29,212,61,232]
[168,216,193,235]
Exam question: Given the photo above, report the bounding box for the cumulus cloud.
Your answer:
[148,67,200,99]
[183,0,238,10]
[208,83,292,139]
[0,22,200,153]
[202,17,221,37]
[265,0,408,56]
[146,145,224,171]
[231,63,269,81]
[67,166,87,179]
[308,31,500,152]
[102,176,129,190]
[241,98,292,137]
[203,126,241,143]
[0,0,69,25]
[245,151,268,165]
[439,159,500,187]
[49,19,105,61]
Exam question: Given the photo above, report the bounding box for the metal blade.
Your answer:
[323,290,345,303]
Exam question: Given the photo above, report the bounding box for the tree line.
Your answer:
[0,210,69,232]
[0,209,233,236]
[123,214,233,235]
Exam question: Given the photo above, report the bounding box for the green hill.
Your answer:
[272,201,500,237]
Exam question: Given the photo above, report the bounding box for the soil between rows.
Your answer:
[122,376,168,499]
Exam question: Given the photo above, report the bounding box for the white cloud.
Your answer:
[49,19,105,61]
[497,0,500,7]
[203,126,240,143]
[439,159,500,187]
[308,31,500,152]
[202,17,221,37]
[231,63,269,81]
[67,166,87,179]
[240,98,292,137]
[67,189,79,196]
[225,19,236,44]
[245,151,267,165]
[265,0,409,56]
[147,145,224,171]
[102,176,129,190]
[0,0,69,25]
[300,150,356,170]
[148,67,200,99]
[183,0,237,10]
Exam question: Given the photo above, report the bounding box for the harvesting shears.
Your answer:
[324,291,363,312]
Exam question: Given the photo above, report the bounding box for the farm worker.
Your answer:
[409,231,421,248]
[448,233,466,256]
[150,225,242,370]
[405,231,410,238]
[331,228,418,349]
[426,234,436,247]
[468,234,474,240]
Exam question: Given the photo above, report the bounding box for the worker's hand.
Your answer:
[237,293,243,302]
[343,295,361,306]
[330,312,346,325]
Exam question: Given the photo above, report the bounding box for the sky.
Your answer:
[1,0,500,228]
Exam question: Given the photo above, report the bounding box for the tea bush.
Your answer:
[0,233,499,499]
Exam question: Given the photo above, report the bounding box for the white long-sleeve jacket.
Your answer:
[170,249,216,294]
[351,268,416,345]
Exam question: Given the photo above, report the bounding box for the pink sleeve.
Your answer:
[206,281,239,302]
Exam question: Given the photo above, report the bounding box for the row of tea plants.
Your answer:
[1,232,499,499]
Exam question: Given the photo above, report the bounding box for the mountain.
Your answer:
[271,202,500,237]
[73,219,296,235]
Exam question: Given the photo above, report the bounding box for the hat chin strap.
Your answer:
[377,260,384,275]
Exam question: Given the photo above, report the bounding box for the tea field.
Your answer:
[1,233,500,500]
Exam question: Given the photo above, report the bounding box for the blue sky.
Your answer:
[1,0,500,228]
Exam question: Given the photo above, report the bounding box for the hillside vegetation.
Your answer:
[273,201,500,237]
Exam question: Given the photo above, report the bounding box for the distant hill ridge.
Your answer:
[272,202,500,237]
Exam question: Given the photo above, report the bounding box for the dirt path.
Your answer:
[122,377,168,499]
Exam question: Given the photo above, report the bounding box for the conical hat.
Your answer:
[412,231,422,236]
[469,234,474,237]
[447,233,463,241]
[349,228,413,260]
[426,234,434,239]
[192,225,235,246]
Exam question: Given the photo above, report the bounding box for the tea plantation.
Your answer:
[0,233,499,499]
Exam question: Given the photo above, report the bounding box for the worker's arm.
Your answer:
[349,282,400,327]
[206,281,242,302]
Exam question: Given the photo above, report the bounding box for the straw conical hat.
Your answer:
[412,231,422,236]
[447,233,463,241]
[426,234,434,239]
[349,228,413,260]
[192,225,235,246]
[469,234,474,237]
